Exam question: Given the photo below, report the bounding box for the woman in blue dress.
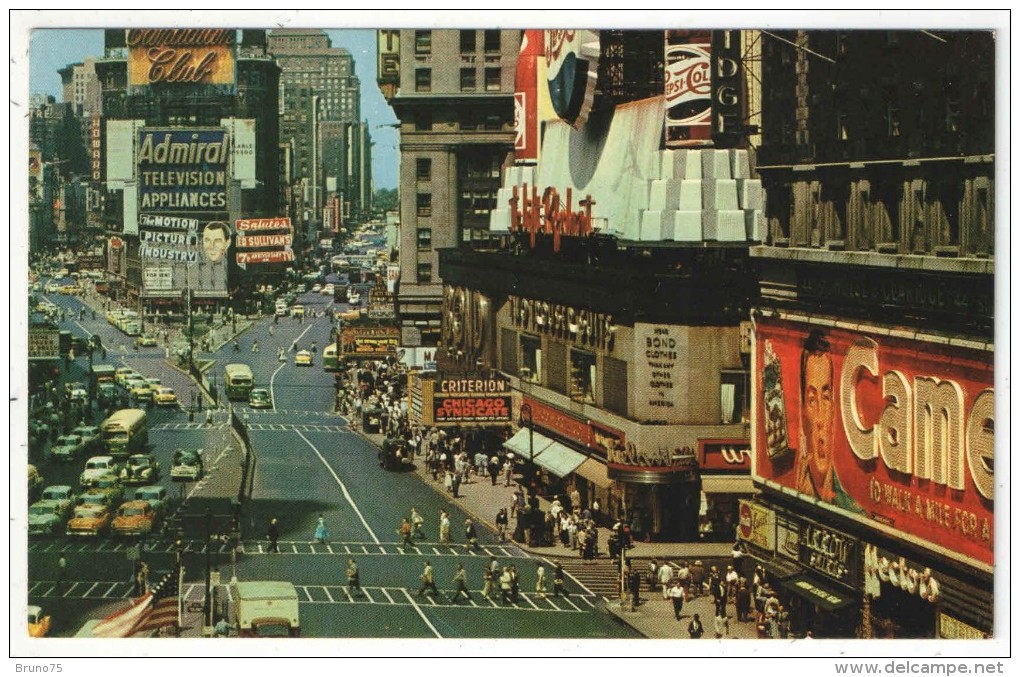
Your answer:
[314,513,329,544]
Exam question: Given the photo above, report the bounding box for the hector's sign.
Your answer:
[753,317,994,568]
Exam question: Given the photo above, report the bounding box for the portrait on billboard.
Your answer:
[794,329,864,514]
[202,221,231,263]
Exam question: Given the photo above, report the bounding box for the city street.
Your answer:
[27,286,641,639]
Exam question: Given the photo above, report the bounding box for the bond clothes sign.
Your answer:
[753,317,994,567]
[432,377,512,425]
[127,29,236,88]
[137,129,229,212]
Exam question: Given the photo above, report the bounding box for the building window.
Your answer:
[720,370,749,424]
[569,350,596,403]
[484,30,500,53]
[417,262,432,283]
[416,193,432,217]
[460,30,476,53]
[417,227,432,249]
[460,68,476,92]
[415,68,431,93]
[416,111,432,131]
[484,68,501,92]
[520,335,541,383]
[415,30,431,54]
[460,113,477,131]
[416,158,431,181]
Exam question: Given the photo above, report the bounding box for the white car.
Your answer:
[80,456,121,487]
[311,284,323,293]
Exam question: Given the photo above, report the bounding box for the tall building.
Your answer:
[95,28,282,315]
[268,29,369,242]
[58,57,103,116]
[745,30,994,639]
[377,29,521,347]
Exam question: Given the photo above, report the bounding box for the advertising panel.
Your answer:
[28,329,60,360]
[545,30,600,130]
[710,30,745,149]
[738,499,775,552]
[127,28,236,88]
[236,233,293,249]
[633,323,682,422]
[798,519,860,586]
[432,377,511,426]
[340,326,400,358]
[514,29,543,162]
[700,439,752,472]
[236,250,295,265]
[664,30,713,147]
[234,217,294,265]
[236,217,292,231]
[139,220,230,297]
[522,396,624,461]
[142,266,173,291]
[753,317,994,567]
[137,128,229,212]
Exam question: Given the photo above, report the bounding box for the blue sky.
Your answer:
[28,28,400,189]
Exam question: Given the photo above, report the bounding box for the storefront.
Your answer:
[698,438,755,541]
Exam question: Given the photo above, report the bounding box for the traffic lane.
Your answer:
[244,430,376,545]
[297,429,511,553]
[269,364,337,416]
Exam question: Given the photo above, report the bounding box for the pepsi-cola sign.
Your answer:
[545,30,599,130]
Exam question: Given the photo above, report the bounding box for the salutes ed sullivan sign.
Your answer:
[753,317,994,568]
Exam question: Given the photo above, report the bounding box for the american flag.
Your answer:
[92,569,180,638]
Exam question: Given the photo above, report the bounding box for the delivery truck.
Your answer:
[231,580,300,637]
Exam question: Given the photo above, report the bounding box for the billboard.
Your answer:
[753,317,994,568]
[545,30,599,130]
[514,29,544,162]
[664,30,713,147]
[340,326,399,358]
[127,28,235,88]
[432,376,512,425]
[137,128,229,212]
[234,217,294,266]
[139,220,230,297]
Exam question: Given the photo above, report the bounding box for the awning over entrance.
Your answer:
[503,428,555,458]
[780,574,855,612]
[574,457,612,488]
[701,475,757,495]
[532,439,587,478]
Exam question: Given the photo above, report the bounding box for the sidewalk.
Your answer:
[354,428,757,640]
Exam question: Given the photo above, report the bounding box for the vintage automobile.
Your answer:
[134,334,159,348]
[131,485,168,519]
[291,304,305,319]
[40,485,76,516]
[295,350,312,366]
[65,382,88,403]
[248,388,273,409]
[378,437,413,472]
[28,606,51,638]
[44,281,62,294]
[170,449,204,482]
[72,425,101,453]
[122,453,160,485]
[153,386,178,406]
[50,434,85,462]
[87,473,125,505]
[114,367,138,386]
[28,500,66,536]
[111,500,158,537]
[66,503,113,537]
[128,377,153,402]
[28,465,44,503]
[97,382,119,403]
[80,456,121,486]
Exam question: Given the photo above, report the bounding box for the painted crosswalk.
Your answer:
[151,422,349,433]
[29,579,596,614]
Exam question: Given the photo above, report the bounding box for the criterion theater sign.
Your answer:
[137,129,229,211]
[432,376,512,425]
[127,28,236,87]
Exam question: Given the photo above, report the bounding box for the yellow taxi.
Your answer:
[291,304,305,319]
[153,386,178,406]
[114,367,137,386]
[295,350,313,366]
[28,606,51,638]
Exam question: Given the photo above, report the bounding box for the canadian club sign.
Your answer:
[127,29,236,88]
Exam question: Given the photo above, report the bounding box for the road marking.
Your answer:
[381,589,394,604]
[362,588,374,603]
[402,588,443,638]
[268,362,284,413]
[296,430,380,545]
[521,593,541,610]
[103,583,117,597]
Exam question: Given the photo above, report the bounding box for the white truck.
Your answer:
[231,581,300,638]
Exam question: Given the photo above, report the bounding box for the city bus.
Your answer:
[101,408,149,458]
[322,342,341,371]
[224,363,255,401]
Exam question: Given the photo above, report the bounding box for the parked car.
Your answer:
[50,434,85,462]
[122,454,160,485]
[134,334,158,347]
[28,606,51,638]
[295,350,312,366]
[28,500,66,536]
[72,425,101,453]
[65,382,88,402]
[97,382,118,403]
[40,485,76,517]
[114,367,138,386]
[171,449,204,482]
[80,456,121,487]
[153,387,178,406]
[128,377,153,402]
[291,305,305,319]
[111,500,158,537]
[77,489,115,508]
[66,503,113,537]
[248,388,273,409]
[131,485,168,519]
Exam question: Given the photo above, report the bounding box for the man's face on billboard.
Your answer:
[803,351,834,492]
[204,226,228,262]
